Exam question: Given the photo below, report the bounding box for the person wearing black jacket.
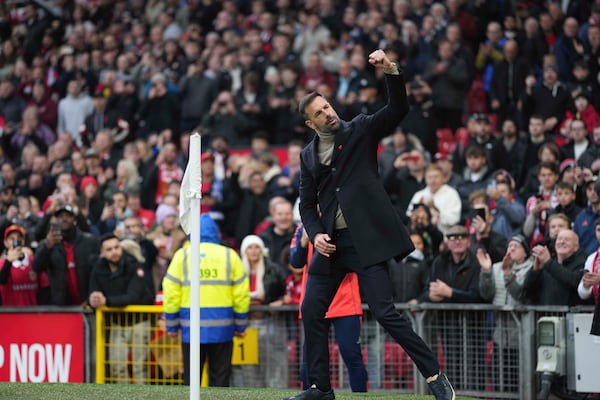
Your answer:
[291,49,454,400]
[88,233,153,384]
[33,204,99,306]
[417,224,485,391]
[388,231,430,303]
[523,228,589,306]
[521,64,574,135]
[489,39,529,130]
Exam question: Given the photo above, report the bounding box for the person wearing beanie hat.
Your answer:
[155,203,177,226]
[509,234,530,259]
[33,201,100,306]
[240,235,268,303]
[78,175,104,225]
[559,158,577,178]
[476,236,534,390]
[80,175,98,191]
[1,224,50,306]
[235,233,288,388]
[147,203,186,278]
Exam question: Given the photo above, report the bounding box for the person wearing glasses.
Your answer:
[416,224,484,391]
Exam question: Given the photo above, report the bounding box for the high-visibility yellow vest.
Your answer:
[163,242,250,343]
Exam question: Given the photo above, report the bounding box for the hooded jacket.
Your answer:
[163,214,250,343]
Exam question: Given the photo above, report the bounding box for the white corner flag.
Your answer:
[179,133,202,399]
[179,133,202,235]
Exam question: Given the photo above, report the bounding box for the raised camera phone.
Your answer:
[51,222,62,233]
[471,208,486,220]
[12,239,23,248]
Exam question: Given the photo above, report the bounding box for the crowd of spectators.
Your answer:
[1,0,600,373]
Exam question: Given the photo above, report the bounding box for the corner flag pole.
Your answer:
[179,133,202,399]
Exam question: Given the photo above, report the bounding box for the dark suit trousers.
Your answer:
[301,229,440,390]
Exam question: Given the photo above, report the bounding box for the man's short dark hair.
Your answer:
[536,161,559,176]
[468,189,486,205]
[570,118,587,131]
[113,190,128,202]
[465,144,486,159]
[100,233,119,245]
[251,131,270,143]
[556,181,575,193]
[298,92,324,119]
[530,114,544,123]
[288,139,305,148]
[257,151,279,167]
[126,190,141,198]
[495,180,512,193]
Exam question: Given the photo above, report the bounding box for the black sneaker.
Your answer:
[282,385,335,400]
[428,372,456,400]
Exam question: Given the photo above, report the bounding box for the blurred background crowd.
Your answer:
[1,0,600,314]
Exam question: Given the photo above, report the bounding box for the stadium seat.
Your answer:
[436,128,457,155]
[467,77,487,114]
[329,342,341,388]
[288,340,301,389]
[383,341,414,389]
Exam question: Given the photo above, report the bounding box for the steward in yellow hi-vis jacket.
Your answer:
[163,213,250,386]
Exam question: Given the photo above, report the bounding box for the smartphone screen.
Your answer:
[51,222,62,233]
[471,208,486,220]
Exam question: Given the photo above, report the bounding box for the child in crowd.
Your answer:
[550,181,581,224]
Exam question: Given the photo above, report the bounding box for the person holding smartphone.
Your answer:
[33,205,100,306]
[468,191,508,264]
[0,225,49,306]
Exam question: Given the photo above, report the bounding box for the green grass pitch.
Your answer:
[0,383,479,399]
